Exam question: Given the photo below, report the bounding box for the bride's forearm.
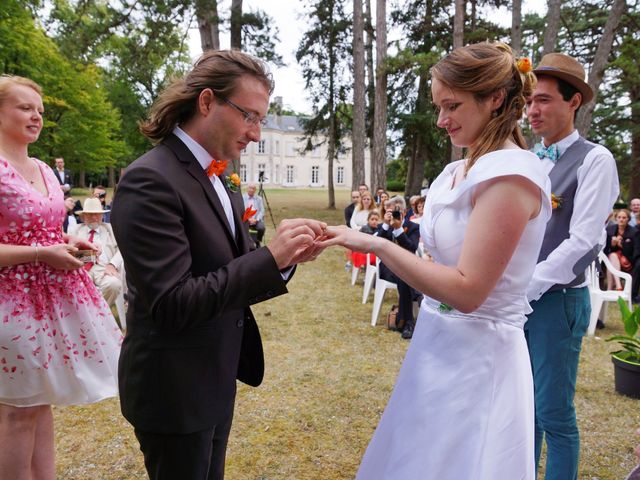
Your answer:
[372,238,484,313]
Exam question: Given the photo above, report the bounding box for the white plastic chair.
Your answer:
[587,251,633,336]
[362,253,377,304]
[350,261,361,286]
[371,257,398,326]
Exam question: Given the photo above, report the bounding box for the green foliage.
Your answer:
[0,0,127,175]
[386,179,406,192]
[606,298,640,364]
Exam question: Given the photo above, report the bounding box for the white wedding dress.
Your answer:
[357,150,551,480]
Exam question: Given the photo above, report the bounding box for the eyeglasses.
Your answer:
[217,95,267,127]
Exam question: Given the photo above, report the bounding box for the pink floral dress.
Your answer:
[0,157,121,407]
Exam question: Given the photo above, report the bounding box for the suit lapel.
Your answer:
[163,135,239,252]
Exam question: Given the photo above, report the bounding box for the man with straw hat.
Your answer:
[69,197,123,308]
[525,53,619,480]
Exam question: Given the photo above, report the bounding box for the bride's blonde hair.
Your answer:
[431,42,536,174]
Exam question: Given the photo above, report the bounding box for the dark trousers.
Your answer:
[134,411,233,480]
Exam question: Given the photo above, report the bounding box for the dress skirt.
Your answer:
[356,300,535,480]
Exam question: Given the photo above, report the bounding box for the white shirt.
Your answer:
[173,126,235,237]
[527,130,619,302]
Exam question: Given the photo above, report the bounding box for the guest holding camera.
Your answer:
[377,196,421,339]
[93,185,111,223]
[0,75,121,479]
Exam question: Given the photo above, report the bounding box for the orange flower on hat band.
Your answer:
[517,57,532,74]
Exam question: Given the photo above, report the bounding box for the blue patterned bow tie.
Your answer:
[534,143,559,163]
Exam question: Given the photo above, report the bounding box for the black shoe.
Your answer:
[401,326,414,340]
[596,319,605,330]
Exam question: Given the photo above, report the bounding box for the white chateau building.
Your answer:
[240,101,371,188]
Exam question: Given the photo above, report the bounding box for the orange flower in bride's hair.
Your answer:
[243,206,257,222]
[207,159,228,177]
[516,57,532,74]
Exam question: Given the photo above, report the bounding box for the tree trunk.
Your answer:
[230,0,243,50]
[327,0,337,209]
[542,0,561,56]
[372,0,387,193]
[451,0,465,161]
[195,0,220,52]
[405,74,428,196]
[575,0,626,136]
[108,166,116,188]
[79,169,86,189]
[511,0,522,54]
[352,0,366,191]
[364,0,375,150]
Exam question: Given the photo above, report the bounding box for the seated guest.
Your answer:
[377,191,390,219]
[350,191,376,230]
[374,187,386,204]
[410,196,426,223]
[377,195,421,339]
[62,196,79,233]
[93,185,111,223]
[68,198,123,307]
[630,198,640,227]
[604,209,636,290]
[344,190,360,227]
[360,211,380,235]
[633,228,640,304]
[242,183,266,245]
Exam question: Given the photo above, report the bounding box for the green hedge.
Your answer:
[386,180,406,192]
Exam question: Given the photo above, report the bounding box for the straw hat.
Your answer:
[77,197,110,214]
[533,53,594,105]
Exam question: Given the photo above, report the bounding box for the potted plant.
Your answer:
[605,298,640,398]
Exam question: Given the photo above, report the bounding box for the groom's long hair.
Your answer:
[140,50,274,143]
[431,42,536,175]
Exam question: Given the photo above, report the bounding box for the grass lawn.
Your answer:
[54,188,640,479]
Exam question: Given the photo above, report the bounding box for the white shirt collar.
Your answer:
[173,126,212,173]
[544,130,579,157]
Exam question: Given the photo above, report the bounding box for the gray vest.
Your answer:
[537,136,600,291]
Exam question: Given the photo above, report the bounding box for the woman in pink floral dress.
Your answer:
[0,75,121,479]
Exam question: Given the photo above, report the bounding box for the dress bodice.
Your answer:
[420,149,551,327]
[0,157,65,247]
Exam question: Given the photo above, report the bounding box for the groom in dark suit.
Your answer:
[111,50,325,480]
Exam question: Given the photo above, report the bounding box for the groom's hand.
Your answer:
[267,218,327,269]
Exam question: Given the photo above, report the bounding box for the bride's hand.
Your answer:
[319,225,380,253]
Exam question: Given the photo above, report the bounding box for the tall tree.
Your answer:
[352,0,367,190]
[364,0,376,150]
[196,0,220,51]
[575,0,626,135]
[297,0,351,208]
[230,0,243,50]
[542,0,562,55]
[451,0,465,161]
[371,0,388,192]
[511,0,522,54]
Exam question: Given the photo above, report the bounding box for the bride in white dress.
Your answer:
[322,42,550,479]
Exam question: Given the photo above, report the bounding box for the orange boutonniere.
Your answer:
[551,193,563,210]
[226,173,241,192]
[243,205,257,222]
[517,57,532,74]
[207,159,228,177]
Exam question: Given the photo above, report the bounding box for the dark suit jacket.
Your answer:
[377,221,420,282]
[604,223,636,262]
[111,134,288,435]
[344,202,356,227]
[52,168,72,189]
